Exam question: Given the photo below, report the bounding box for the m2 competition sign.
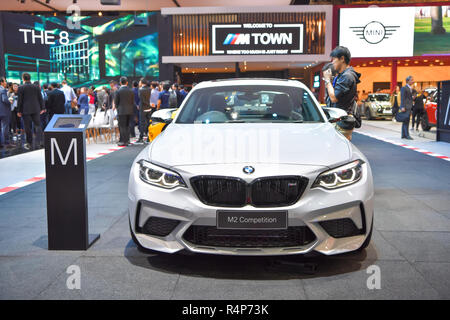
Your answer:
[211,23,304,55]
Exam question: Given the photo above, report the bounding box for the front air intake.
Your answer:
[319,218,364,238]
[139,217,180,237]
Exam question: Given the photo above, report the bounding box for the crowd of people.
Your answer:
[0,73,189,149]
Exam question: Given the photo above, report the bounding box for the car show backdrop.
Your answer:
[0,12,159,86]
[170,11,327,57]
[339,5,450,58]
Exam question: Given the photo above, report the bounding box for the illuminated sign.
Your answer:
[211,23,304,55]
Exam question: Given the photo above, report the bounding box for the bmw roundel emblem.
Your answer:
[243,166,255,174]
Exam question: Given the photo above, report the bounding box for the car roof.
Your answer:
[192,78,309,90]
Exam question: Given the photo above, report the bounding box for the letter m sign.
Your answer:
[50,138,78,166]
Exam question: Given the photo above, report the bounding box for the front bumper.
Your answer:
[128,162,374,256]
[372,107,393,118]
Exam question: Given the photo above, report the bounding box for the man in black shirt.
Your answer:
[113,77,135,146]
[46,82,66,121]
[323,46,361,111]
[137,78,152,143]
[17,73,45,150]
[323,46,361,140]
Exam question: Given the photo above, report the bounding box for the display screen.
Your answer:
[1,12,159,86]
[54,117,83,128]
[105,34,158,77]
[339,5,450,57]
[210,23,304,55]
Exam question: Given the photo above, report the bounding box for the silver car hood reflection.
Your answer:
[148,123,351,167]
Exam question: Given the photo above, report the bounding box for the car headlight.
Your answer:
[137,160,186,189]
[312,160,364,190]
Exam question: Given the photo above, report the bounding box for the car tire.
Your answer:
[421,113,431,131]
[365,108,373,120]
[129,217,160,254]
[357,216,373,251]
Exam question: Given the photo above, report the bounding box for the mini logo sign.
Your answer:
[350,21,399,44]
[243,166,255,174]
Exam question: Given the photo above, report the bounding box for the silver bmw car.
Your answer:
[128,79,374,256]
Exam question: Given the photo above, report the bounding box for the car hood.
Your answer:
[148,123,351,167]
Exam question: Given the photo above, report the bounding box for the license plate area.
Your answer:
[216,210,287,230]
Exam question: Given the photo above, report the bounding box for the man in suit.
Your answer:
[46,82,66,121]
[0,77,13,149]
[400,76,414,140]
[137,78,152,143]
[17,73,45,150]
[113,77,135,146]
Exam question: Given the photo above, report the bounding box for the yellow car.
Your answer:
[147,108,178,142]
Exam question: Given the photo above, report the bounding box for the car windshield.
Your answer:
[368,94,390,102]
[176,85,324,124]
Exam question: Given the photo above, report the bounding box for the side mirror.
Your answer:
[328,117,340,123]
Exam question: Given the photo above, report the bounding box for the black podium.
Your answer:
[44,114,99,250]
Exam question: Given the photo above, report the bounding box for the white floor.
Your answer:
[357,120,450,158]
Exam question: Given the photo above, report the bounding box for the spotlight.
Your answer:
[98,11,103,16]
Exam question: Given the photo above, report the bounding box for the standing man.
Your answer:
[411,89,425,133]
[400,76,414,140]
[131,81,140,139]
[150,81,160,110]
[157,83,171,110]
[46,82,66,121]
[17,73,45,150]
[390,85,401,122]
[179,85,188,102]
[0,77,13,149]
[137,78,152,143]
[323,46,361,140]
[114,77,135,146]
[61,80,77,114]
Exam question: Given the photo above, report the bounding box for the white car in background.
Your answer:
[128,79,374,256]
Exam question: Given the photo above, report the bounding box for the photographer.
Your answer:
[323,46,361,140]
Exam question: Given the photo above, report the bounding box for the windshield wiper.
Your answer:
[225,120,246,123]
